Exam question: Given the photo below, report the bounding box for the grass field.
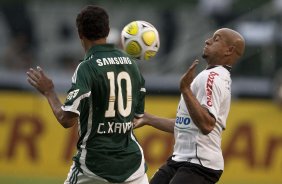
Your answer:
[1,175,279,184]
[0,176,65,184]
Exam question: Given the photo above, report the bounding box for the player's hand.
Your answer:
[179,60,199,92]
[26,66,54,96]
[133,112,151,129]
[133,117,146,129]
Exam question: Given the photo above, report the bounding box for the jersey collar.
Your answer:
[84,44,115,60]
[206,65,232,72]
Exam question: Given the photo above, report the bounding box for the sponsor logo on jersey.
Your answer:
[96,57,132,66]
[175,116,191,129]
[206,71,219,107]
[97,121,132,134]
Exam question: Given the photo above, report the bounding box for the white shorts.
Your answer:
[64,163,149,184]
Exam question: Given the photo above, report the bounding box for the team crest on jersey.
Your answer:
[175,116,191,129]
[66,89,80,101]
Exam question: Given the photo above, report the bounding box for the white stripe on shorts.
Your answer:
[65,164,79,184]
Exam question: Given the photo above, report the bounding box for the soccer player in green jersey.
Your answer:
[26,5,149,184]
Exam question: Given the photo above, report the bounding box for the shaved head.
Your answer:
[216,28,245,57]
[203,28,246,66]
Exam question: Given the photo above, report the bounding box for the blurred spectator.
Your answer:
[107,27,121,46]
[198,0,234,26]
[57,54,80,73]
[58,21,74,41]
[159,9,177,56]
[272,0,282,12]
[0,2,36,70]
[273,69,282,107]
[56,20,80,72]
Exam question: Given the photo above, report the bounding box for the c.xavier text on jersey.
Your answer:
[97,121,133,134]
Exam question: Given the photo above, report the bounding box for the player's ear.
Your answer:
[225,45,235,56]
[80,38,86,50]
[78,32,83,39]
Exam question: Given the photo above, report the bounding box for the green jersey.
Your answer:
[62,44,146,183]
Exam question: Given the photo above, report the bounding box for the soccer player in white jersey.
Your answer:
[134,28,245,184]
[27,5,149,184]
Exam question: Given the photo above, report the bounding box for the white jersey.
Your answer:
[172,65,231,170]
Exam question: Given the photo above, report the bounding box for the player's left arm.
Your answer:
[27,67,77,128]
[179,60,216,135]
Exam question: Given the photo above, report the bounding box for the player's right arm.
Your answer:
[43,90,78,128]
[179,60,216,135]
[133,112,175,133]
[27,66,77,128]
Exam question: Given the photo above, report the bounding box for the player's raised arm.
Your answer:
[133,112,175,133]
[26,66,77,128]
[179,60,216,135]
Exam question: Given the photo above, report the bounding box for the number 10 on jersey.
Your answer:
[105,71,132,118]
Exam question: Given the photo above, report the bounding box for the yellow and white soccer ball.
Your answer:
[121,20,160,61]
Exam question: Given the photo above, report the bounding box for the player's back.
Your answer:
[71,44,146,182]
[84,44,144,146]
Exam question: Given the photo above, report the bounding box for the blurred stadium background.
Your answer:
[0,0,281,184]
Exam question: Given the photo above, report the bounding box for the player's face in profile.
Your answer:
[202,30,228,61]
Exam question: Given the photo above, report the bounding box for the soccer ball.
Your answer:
[121,20,160,61]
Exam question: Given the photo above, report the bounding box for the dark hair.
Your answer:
[76,5,109,40]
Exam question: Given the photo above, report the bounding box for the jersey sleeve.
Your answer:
[61,62,92,115]
[197,72,224,122]
[134,75,146,118]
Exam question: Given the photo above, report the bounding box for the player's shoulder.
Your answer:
[193,66,229,90]
[75,59,90,73]
[201,66,230,79]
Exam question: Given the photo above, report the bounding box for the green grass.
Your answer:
[0,176,65,184]
[1,176,280,184]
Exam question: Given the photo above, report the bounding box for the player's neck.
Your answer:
[206,65,232,72]
[82,38,107,53]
